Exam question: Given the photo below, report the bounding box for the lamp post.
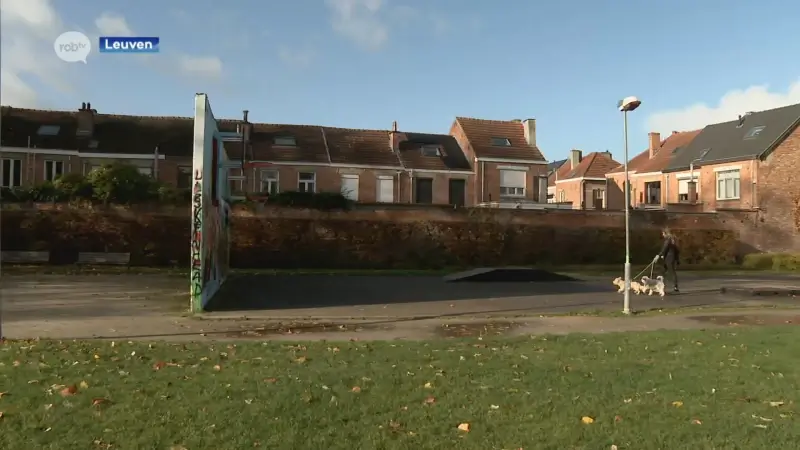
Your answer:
[617,96,641,315]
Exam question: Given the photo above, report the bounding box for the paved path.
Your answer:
[1,272,798,340]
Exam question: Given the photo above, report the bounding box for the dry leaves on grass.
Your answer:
[671,401,683,408]
[424,396,436,405]
[0,392,8,399]
[581,416,595,424]
[60,385,78,397]
[351,386,361,393]
[457,423,470,432]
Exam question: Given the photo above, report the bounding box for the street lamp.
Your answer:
[617,96,641,315]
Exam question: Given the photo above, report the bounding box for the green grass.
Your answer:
[2,327,800,449]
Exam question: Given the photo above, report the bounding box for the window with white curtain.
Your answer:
[716,169,740,200]
[499,169,525,197]
[340,175,359,201]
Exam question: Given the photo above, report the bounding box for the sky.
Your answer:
[2,0,800,162]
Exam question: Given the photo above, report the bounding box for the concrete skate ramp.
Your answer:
[443,267,579,283]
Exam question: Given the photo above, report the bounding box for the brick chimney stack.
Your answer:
[522,118,536,147]
[77,101,95,137]
[569,149,582,169]
[389,121,400,151]
[648,132,661,159]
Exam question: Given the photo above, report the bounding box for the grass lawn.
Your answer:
[2,328,800,449]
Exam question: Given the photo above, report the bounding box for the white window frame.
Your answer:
[2,158,22,188]
[228,168,245,198]
[298,172,316,193]
[716,169,740,200]
[558,190,566,202]
[340,174,359,201]
[260,169,279,195]
[44,160,64,182]
[376,176,394,203]
[137,166,153,177]
[420,145,441,157]
[499,168,526,197]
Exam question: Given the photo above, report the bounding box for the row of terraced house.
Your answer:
[2,103,799,222]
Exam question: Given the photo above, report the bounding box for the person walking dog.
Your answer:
[656,228,680,293]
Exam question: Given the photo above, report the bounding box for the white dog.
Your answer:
[612,277,644,295]
[640,276,665,297]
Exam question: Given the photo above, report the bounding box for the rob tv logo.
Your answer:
[99,36,160,53]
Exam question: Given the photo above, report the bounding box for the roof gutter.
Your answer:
[476,157,548,165]
[663,154,759,173]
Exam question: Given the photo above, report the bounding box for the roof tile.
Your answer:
[608,130,701,174]
[455,117,546,161]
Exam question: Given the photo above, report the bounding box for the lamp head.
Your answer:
[618,96,642,112]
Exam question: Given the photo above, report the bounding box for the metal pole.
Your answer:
[622,110,632,315]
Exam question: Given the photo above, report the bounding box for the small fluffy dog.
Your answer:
[612,277,644,294]
[640,275,665,297]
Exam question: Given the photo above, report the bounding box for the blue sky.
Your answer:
[2,0,800,162]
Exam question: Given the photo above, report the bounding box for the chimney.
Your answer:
[522,118,536,147]
[76,101,95,137]
[603,150,612,159]
[648,132,661,158]
[389,120,400,151]
[569,149,582,169]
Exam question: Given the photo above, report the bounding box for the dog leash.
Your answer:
[632,259,656,280]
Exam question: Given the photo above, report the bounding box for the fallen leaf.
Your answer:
[672,401,683,407]
[0,392,8,399]
[295,356,307,364]
[623,398,632,403]
[92,398,110,407]
[60,385,77,397]
[691,419,702,425]
[752,414,773,422]
[351,386,361,393]
[614,415,623,422]
[0,412,4,420]
[153,361,166,371]
[755,424,768,429]
[12,361,20,367]
[581,416,594,424]
[424,382,433,389]
[611,446,618,450]
[389,420,402,431]
[79,381,89,389]
[768,401,784,407]
[213,365,221,371]
[457,422,470,432]
[264,378,277,384]
[490,404,500,410]
[424,396,436,404]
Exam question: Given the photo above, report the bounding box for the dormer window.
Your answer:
[273,136,296,146]
[491,137,511,146]
[88,139,99,149]
[37,125,60,136]
[420,145,441,157]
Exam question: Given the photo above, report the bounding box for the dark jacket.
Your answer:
[659,236,679,264]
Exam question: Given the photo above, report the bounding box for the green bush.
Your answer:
[86,164,158,204]
[742,252,800,271]
[266,191,353,211]
[53,173,93,200]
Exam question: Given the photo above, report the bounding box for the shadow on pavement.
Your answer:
[204,274,608,312]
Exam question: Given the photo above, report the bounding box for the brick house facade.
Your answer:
[550,149,619,209]
[449,117,549,205]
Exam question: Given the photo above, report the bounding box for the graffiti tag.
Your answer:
[190,170,204,297]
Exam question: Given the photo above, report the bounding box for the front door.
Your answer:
[415,178,433,204]
[448,179,466,206]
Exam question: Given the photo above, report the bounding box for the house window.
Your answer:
[499,169,525,197]
[678,178,700,202]
[744,126,765,140]
[274,136,297,146]
[137,167,153,177]
[414,178,433,204]
[420,145,441,157]
[558,190,566,202]
[260,170,279,195]
[1,158,22,188]
[177,166,192,189]
[227,168,245,196]
[376,176,394,202]
[37,125,60,136]
[491,137,511,146]
[716,169,740,200]
[340,174,359,201]
[44,160,64,181]
[298,172,316,193]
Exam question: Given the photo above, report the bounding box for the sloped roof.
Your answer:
[607,130,701,174]
[454,117,546,161]
[560,152,620,180]
[397,132,472,171]
[664,103,800,172]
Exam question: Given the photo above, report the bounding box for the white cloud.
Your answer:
[325,0,389,51]
[0,0,73,108]
[94,12,133,36]
[647,79,800,133]
[277,45,315,68]
[94,11,224,80]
